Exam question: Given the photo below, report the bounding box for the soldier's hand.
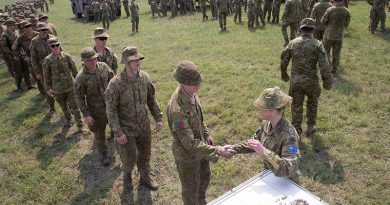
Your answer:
[155,121,163,132]
[36,74,43,80]
[46,89,54,97]
[218,145,237,159]
[247,139,264,155]
[83,116,94,128]
[116,133,128,145]
[207,136,214,145]
[281,72,290,82]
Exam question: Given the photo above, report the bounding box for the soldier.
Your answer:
[161,0,168,16]
[91,0,101,23]
[167,61,236,205]
[149,0,161,18]
[263,0,272,22]
[38,14,57,36]
[29,14,38,31]
[92,28,118,73]
[130,0,140,32]
[321,0,350,74]
[280,18,332,136]
[109,0,117,20]
[199,0,209,21]
[308,0,319,16]
[30,22,56,112]
[43,0,49,13]
[101,0,111,29]
[169,0,177,17]
[42,37,84,130]
[281,0,300,46]
[232,86,301,184]
[84,6,91,23]
[74,47,115,166]
[210,0,218,19]
[217,0,229,31]
[105,46,163,202]
[368,0,388,33]
[116,0,122,17]
[233,0,243,23]
[0,19,17,80]
[271,0,282,23]
[247,0,255,28]
[255,0,266,27]
[12,20,37,91]
[310,0,331,40]
[122,0,130,17]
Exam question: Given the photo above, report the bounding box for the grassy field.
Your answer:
[0,0,389,204]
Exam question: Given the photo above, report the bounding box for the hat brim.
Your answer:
[81,53,99,62]
[21,23,32,28]
[300,25,315,29]
[37,26,50,31]
[253,96,292,110]
[93,34,110,38]
[121,53,144,64]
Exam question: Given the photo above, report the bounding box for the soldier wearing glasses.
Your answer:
[92,28,118,74]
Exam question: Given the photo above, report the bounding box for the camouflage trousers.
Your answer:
[219,11,228,29]
[289,80,321,135]
[255,9,265,26]
[13,59,32,89]
[151,5,161,18]
[161,4,168,16]
[210,4,218,19]
[170,4,177,16]
[247,9,255,27]
[88,113,108,155]
[3,55,15,78]
[313,29,324,41]
[93,11,101,23]
[234,6,242,23]
[369,8,386,31]
[323,38,343,73]
[271,4,280,23]
[116,127,152,176]
[201,6,208,21]
[124,6,130,17]
[54,91,83,125]
[102,15,110,29]
[131,16,139,32]
[263,2,272,21]
[176,159,211,205]
[281,21,298,44]
[29,62,45,95]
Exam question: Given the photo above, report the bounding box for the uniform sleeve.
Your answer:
[105,81,124,137]
[0,35,12,56]
[68,55,78,77]
[320,8,330,26]
[112,53,118,74]
[262,134,299,179]
[233,127,262,154]
[146,79,163,122]
[12,39,25,59]
[74,75,90,117]
[171,111,220,162]
[280,43,292,79]
[42,58,51,90]
[30,42,40,74]
[282,1,290,20]
[318,43,332,89]
[345,10,351,28]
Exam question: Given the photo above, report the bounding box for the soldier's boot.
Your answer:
[122,172,135,204]
[306,126,317,137]
[140,169,159,190]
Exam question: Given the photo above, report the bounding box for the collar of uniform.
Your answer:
[82,64,98,74]
[263,116,287,136]
[52,51,65,59]
[94,46,107,55]
[120,68,140,82]
[178,87,196,108]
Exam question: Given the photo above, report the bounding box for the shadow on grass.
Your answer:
[11,94,47,126]
[300,134,345,185]
[332,74,362,96]
[71,138,121,205]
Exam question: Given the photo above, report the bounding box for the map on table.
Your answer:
[208,170,327,205]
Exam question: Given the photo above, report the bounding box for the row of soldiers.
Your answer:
[85,0,123,29]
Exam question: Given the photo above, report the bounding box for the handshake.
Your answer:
[217,145,237,159]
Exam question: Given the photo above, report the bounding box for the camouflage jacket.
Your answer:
[130,2,139,16]
[321,5,351,40]
[254,0,263,11]
[0,29,19,57]
[247,0,255,12]
[310,0,332,30]
[74,62,114,117]
[91,1,101,12]
[105,70,163,137]
[282,0,301,22]
[280,35,332,89]
[12,31,38,59]
[368,0,388,9]
[101,2,111,17]
[167,87,219,163]
[30,34,55,75]
[94,46,118,74]
[233,116,300,183]
[46,22,57,36]
[217,0,229,12]
[42,52,78,94]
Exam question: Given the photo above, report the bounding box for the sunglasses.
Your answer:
[23,25,32,28]
[50,44,60,48]
[97,37,108,41]
[40,29,49,32]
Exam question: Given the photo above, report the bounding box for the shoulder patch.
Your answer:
[288,146,298,154]
[172,120,189,130]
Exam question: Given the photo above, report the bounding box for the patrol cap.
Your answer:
[4,18,17,26]
[254,86,292,110]
[92,27,110,38]
[80,47,99,62]
[36,22,49,31]
[120,46,144,64]
[47,37,60,46]
[173,61,203,86]
[300,18,315,29]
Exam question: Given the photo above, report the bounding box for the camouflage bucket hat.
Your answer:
[80,47,99,62]
[29,14,37,21]
[47,37,60,46]
[120,46,144,64]
[4,18,17,26]
[19,20,31,28]
[300,18,315,29]
[254,86,292,110]
[38,13,48,20]
[36,22,49,31]
[93,27,110,38]
[173,61,203,86]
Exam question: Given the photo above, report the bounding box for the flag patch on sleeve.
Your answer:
[173,120,189,130]
[288,146,298,154]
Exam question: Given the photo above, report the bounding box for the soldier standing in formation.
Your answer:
[167,61,237,205]
[263,0,273,22]
[368,0,389,33]
[280,18,332,136]
[123,0,130,17]
[281,0,300,46]
[310,0,332,40]
[91,0,102,23]
[233,0,243,23]
[101,0,111,29]
[74,47,115,166]
[161,0,169,17]
[149,0,161,18]
[271,0,282,24]
[247,0,256,28]
[0,19,18,80]
[38,14,57,36]
[42,37,84,130]
[199,0,209,21]
[255,0,266,27]
[130,0,140,32]
[210,0,218,20]
[169,0,177,17]
[321,0,350,74]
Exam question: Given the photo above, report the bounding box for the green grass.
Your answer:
[1,0,390,204]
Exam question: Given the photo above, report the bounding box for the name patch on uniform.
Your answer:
[173,120,189,130]
[288,146,298,154]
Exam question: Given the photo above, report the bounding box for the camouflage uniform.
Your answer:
[38,14,57,36]
[271,0,282,23]
[232,0,243,23]
[263,0,272,22]
[281,0,300,46]
[167,61,221,205]
[308,0,319,17]
[105,46,162,193]
[247,0,256,28]
[368,0,388,33]
[321,3,350,73]
[199,0,209,21]
[299,0,309,21]
[100,1,111,29]
[0,19,17,79]
[217,0,229,30]
[91,1,101,23]
[280,18,332,136]
[130,0,139,32]
[169,0,177,17]
[161,0,168,16]
[149,0,161,18]
[30,23,55,110]
[255,0,266,27]
[210,0,218,19]
[74,48,114,165]
[122,0,130,17]
[310,0,331,40]
[42,37,83,127]
[233,87,300,184]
